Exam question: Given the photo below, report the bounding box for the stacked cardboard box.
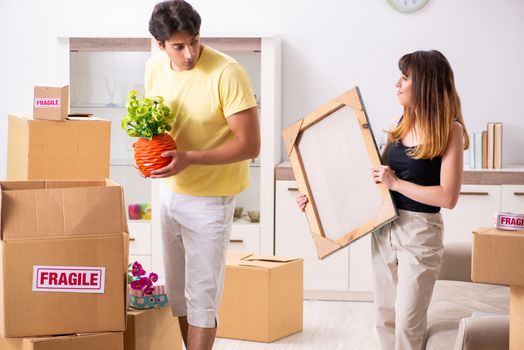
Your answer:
[2,86,123,348]
[33,86,69,121]
[0,332,123,350]
[217,252,303,342]
[7,113,111,180]
[0,180,128,348]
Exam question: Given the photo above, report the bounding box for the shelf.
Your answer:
[128,219,151,224]
[233,216,260,225]
[276,161,524,185]
[71,104,126,109]
[110,158,134,166]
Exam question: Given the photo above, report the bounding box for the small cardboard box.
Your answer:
[33,86,69,121]
[471,227,524,286]
[124,307,182,350]
[0,180,128,337]
[7,113,111,180]
[0,332,124,350]
[216,252,303,342]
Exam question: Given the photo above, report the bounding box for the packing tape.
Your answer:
[495,212,524,231]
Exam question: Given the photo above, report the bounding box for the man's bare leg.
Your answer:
[187,324,217,350]
[178,316,189,348]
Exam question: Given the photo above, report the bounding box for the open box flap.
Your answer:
[0,180,126,241]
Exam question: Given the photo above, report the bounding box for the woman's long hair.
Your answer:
[388,50,469,159]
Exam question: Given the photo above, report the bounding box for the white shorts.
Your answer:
[160,183,236,328]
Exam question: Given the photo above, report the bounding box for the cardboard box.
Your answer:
[471,227,524,286]
[7,113,111,181]
[124,307,182,350]
[0,332,123,350]
[0,180,128,337]
[33,86,69,121]
[472,227,524,349]
[216,252,303,342]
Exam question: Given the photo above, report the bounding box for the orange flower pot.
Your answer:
[134,133,177,177]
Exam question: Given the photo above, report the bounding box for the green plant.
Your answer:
[121,90,175,140]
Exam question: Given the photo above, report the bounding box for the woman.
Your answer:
[297,50,469,350]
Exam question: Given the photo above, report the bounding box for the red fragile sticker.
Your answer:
[32,266,106,293]
[34,98,61,107]
[495,212,524,231]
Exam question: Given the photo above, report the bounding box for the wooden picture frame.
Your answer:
[282,87,397,259]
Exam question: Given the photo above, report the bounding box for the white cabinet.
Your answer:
[275,171,524,300]
[442,184,524,243]
[229,223,260,254]
[441,185,501,243]
[501,185,524,212]
[275,180,373,300]
[275,181,349,292]
[348,235,373,294]
[68,39,154,273]
[128,221,152,272]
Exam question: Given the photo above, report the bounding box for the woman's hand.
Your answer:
[296,194,309,212]
[371,165,399,191]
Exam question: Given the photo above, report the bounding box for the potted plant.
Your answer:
[128,261,168,309]
[121,90,176,177]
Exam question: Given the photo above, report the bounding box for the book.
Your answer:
[474,132,483,169]
[487,122,495,169]
[468,132,475,169]
[494,122,503,169]
[481,130,488,168]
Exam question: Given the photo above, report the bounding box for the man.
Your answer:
[145,1,260,349]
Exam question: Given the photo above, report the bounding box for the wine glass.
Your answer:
[104,77,117,107]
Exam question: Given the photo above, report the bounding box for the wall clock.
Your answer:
[386,0,429,13]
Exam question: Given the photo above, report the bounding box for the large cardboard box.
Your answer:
[472,227,524,348]
[124,307,182,350]
[0,180,128,337]
[216,252,303,342]
[7,113,111,180]
[471,227,524,286]
[0,332,123,350]
[33,86,69,121]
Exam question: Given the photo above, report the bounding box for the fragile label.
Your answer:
[33,266,105,293]
[495,212,524,231]
[34,98,61,108]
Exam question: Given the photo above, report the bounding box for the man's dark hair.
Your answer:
[149,0,201,42]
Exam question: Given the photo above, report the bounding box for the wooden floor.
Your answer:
[214,300,379,350]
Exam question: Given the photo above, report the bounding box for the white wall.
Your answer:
[1,0,524,179]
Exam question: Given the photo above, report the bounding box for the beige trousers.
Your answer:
[372,209,444,350]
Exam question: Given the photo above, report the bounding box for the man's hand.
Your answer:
[149,150,191,178]
[134,160,146,178]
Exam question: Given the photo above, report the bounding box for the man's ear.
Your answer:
[157,40,166,51]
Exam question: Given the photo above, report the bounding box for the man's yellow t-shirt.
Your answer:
[145,46,257,196]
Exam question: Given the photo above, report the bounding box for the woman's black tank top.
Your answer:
[387,142,442,213]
